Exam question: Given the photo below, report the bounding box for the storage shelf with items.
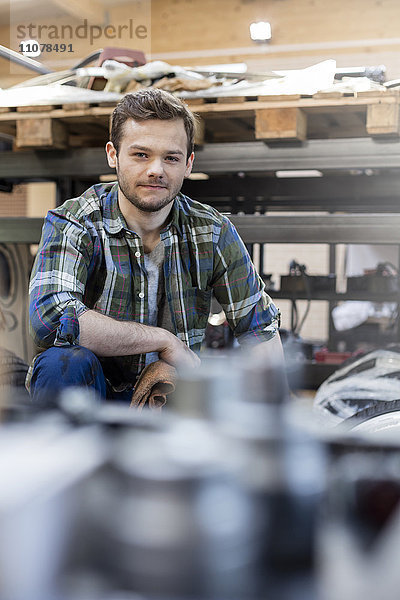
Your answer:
[2,91,400,384]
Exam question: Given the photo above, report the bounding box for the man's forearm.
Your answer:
[78,309,171,356]
[78,309,200,368]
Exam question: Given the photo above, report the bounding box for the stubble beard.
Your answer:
[116,166,183,214]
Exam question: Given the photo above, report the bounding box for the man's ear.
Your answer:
[106,141,117,169]
[184,152,195,178]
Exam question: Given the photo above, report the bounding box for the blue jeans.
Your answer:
[29,345,134,404]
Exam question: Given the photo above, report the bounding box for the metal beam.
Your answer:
[2,215,399,245]
[2,138,400,179]
[0,149,112,179]
[189,197,400,212]
[229,214,400,244]
[193,138,400,173]
[0,218,44,243]
[183,173,400,198]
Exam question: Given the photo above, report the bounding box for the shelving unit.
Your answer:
[1,89,400,147]
[2,91,400,382]
[1,212,400,371]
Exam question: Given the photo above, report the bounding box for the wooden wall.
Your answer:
[1,0,400,87]
[150,0,399,53]
[149,0,400,77]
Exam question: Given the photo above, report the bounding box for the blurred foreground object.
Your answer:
[318,451,400,600]
[0,353,327,600]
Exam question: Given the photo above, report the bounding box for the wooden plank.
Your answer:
[0,91,399,147]
[312,91,345,99]
[257,94,301,102]
[0,93,398,123]
[62,102,91,112]
[194,116,205,145]
[17,105,57,113]
[185,98,205,106]
[357,90,396,98]
[184,93,399,114]
[16,118,68,149]
[0,106,115,121]
[367,103,400,136]
[255,107,307,141]
[217,96,246,104]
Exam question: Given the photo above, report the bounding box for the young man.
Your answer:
[28,89,283,402]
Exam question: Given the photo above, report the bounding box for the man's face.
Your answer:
[106,118,194,213]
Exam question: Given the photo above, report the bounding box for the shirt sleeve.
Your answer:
[210,216,280,346]
[29,210,93,349]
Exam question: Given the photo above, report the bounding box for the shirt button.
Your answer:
[135,251,141,258]
[138,292,145,299]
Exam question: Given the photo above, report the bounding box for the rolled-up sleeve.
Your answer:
[29,211,92,348]
[211,217,280,345]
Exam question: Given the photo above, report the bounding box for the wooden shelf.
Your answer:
[1,89,399,148]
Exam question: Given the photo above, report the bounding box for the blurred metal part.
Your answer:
[85,423,260,598]
[0,44,52,75]
[335,65,386,84]
[0,422,107,600]
[0,356,327,600]
[318,451,400,600]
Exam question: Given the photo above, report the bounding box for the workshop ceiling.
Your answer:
[0,0,146,26]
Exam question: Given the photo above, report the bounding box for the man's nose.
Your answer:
[146,158,164,177]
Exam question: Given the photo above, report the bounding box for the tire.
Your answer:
[339,399,400,431]
[0,347,29,388]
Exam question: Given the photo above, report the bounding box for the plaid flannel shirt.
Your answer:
[28,182,280,390]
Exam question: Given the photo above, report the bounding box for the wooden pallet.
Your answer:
[0,90,398,149]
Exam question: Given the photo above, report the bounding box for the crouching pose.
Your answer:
[27,88,283,403]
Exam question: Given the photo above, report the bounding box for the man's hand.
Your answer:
[78,310,200,368]
[159,331,201,368]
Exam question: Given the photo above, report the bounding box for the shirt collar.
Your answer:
[102,182,129,236]
[161,194,183,237]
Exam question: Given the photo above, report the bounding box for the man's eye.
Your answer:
[166,156,179,162]
[134,152,147,158]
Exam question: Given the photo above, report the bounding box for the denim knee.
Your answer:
[30,345,107,402]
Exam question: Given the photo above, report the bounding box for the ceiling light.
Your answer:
[250,21,272,42]
[99,174,117,182]
[188,173,210,180]
[275,170,323,178]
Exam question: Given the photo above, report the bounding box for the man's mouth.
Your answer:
[139,183,167,189]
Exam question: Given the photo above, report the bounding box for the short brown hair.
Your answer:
[110,89,197,159]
